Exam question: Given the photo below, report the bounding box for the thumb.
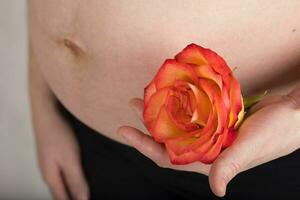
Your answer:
[208,144,249,197]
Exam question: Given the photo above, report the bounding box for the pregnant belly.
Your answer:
[29,0,300,145]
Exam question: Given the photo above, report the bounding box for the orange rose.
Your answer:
[143,43,244,164]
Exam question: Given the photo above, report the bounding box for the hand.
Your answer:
[117,87,300,197]
[209,90,300,196]
[35,111,89,200]
[28,43,89,200]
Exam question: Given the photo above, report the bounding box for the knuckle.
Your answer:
[41,168,59,188]
[215,158,241,183]
[43,174,55,187]
[225,161,240,182]
[40,166,55,185]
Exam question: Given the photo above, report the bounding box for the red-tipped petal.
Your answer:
[228,75,244,128]
[188,83,211,125]
[198,79,227,134]
[166,145,206,165]
[165,127,213,165]
[166,130,216,165]
[165,94,199,132]
[144,80,157,105]
[199,132,225,164]
[165,109,216,155]
[222,129,237,149]
[154,59,198,90]
[175,43,231,77]
[175,43,208,66]
[151,105,185,143]
[194,65,223,90]
[143,87,171,130]
[165,110,226,165]
[221,83,231,112]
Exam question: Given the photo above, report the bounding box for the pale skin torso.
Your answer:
[28,0,300,146]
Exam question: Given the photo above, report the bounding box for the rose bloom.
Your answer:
[143,43,244,165]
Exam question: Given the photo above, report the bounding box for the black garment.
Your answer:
[57,101,300,200]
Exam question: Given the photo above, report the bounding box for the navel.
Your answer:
[63,37,86,58]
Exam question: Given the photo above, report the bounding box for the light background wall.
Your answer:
[0,1,51,199]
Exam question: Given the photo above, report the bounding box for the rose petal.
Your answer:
[166,132,215,164]
[166,145,207,165]
[143,87,171,130]
[165,108,227,164]
[194,65,223,90]
[221,83,231,112]
[144,80,157,105]
[198,79,227,134]
[165,127,214,164]
[152,105,185,142]
[175,43,231,77]
[165,109,216,156]
[168,127,225,165]
[174,44,208,66]
[165,131,199,156]
[222,129,237,149]
[165,94,199,132]
[199,132,225,164]
[187,83,211,125]
[228,75,244,128]
[173,79,195,116]
[154,59,198,90]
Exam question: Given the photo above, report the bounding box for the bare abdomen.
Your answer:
[28,0,300,145]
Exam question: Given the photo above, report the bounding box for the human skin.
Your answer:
[118,86,300,197]
[28,0,300,199]
[28,46,89,200]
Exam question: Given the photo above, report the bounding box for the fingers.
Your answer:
[129,98,144,121]
[209,139,252,197]
[117,125,170,168]
[171,161,211,176]
[63,159,89,200]
[117,125,211,175]
[44,165,70,200]
[129,98,151,136]
[44,161,89,200]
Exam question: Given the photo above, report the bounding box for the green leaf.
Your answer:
[243,90,268,109]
